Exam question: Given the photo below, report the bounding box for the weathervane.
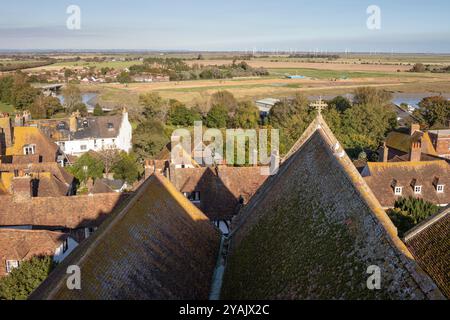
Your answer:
[310,97,328,115]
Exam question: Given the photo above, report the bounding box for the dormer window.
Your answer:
[107,123,114,131]
[414,186,422,194]
[394,187,403,196]
[23,144,36,155]
[6,260,19,273]
[437,185,445,193]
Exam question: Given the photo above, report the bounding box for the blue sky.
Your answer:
[0,0,449,52]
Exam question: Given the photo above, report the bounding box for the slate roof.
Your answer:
[221,115,443,300]
[0,229,69,277]
[35,115,123,142]
[0,193,127,229]
[363,161,450,207]
[30,174,220,300]
[405,208,450,298]
[169,166,268,220]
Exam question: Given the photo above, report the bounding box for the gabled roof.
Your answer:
[170,166,268,220]
[222,115,443,300]
[404,207,450,298]
[5,127,59,163]
[363,161,450,207]
[0,193,127,229]
[30,174,220,300]
[386,131,438,156]
[0,229,69,277]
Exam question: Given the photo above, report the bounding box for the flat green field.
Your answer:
[268,68,434,79]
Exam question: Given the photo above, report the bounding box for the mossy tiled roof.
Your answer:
[221,116,443,300]
[30,174,220,300]
[405,208,450,298]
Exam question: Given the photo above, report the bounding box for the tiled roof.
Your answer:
[30,174,220,300]
[170,166,268,220]
[0,193,127,229]
[0,229,68,277]
[221,115,443,300]
[5,127,59,163]
[405,208,450,298]
[386,131,438,156]
[0,163,74,197]
[363,161,450,207]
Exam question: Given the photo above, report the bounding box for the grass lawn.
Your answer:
[0,102,15,113]
[53,60,141,69]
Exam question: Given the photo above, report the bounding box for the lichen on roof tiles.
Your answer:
[29,174,220,300]
[221,115,443,300]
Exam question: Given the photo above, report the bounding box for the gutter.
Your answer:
[209,234,228,300]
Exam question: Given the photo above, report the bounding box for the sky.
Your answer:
[0,0,449,53]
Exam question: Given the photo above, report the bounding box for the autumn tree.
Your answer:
[62,84,82,113]
[413,96,450,129]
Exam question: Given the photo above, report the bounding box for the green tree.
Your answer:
[210,90,238,112]
[413,96,450,129]
[167,102,201,126]
[29,95,62,119]
[231,101,260,129]
[62,84,82,113]
[206,104,229,128]
[117,71,131,84]
[269,94,314,153]
[93,103,104,116]
[353,87,392,106]
[139,92,167,122]
[328,95,352,113]
[112,152,141,184]
[387,197,439,236]
[68,153,104,185]
[133,119,169,159]
[0,256,56,300]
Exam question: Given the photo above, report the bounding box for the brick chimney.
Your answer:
[410,123,421,135]
[69,111,79,133]
[410,139,422,162]
[381,142,389,162]
[11,173,32,202]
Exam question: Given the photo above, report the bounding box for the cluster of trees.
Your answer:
[132,91,261,159]
[410,63,450,74]
[387,197,439,236]
[68,150,141,191]
[413,95,450,129]
[124,57,269,82]
[268,87,397,157]
[0,256,55,300]
[0,72,63,118]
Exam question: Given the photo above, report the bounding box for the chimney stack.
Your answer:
[11,175,32,202]
[69,111,80,133]
[14,113,24,127]
[410,139,422,162]
[410,123,421,136]
[144,160,155,179]
[382,142,389,162]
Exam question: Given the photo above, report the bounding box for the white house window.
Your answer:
[437,185,445,193]
[394,187,403,196]
[80,145,87,151]
[23,144,36,155]
[6,260,19,273]
[414,186,422,194]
